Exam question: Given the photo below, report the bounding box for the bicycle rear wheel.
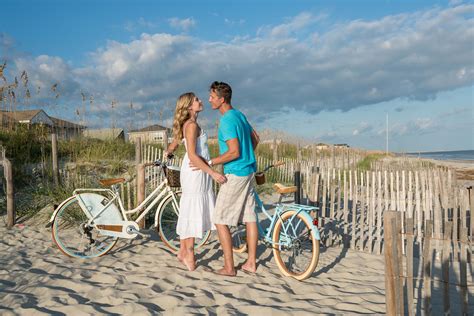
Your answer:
[272,210,319,280]
[230,224,247,253]
[52,196,118,258]
[157,191,211,253]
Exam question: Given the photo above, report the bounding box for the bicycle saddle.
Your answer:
[99,178,126,186]
[273,183,297,194]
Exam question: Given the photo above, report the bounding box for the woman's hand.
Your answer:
[211,171,227,184]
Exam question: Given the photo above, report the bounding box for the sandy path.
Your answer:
[0,222,387,315]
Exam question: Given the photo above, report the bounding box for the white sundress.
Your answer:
[176,131,216,239]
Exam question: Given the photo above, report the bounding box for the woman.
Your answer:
[165,92,227,271]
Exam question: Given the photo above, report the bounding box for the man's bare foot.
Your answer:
[241,261,256,274]
[215,267,236,276]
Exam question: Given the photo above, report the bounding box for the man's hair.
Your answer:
[210,81,232,104]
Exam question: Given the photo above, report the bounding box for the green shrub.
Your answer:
[357,153,385,171]
[59,138,135,162]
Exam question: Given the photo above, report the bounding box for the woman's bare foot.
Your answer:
[182,254,196,271]
[177,250,185,263]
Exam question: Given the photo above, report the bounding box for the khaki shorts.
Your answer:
[213,173,256,226]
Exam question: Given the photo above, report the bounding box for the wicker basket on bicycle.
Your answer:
[164,165,181,187]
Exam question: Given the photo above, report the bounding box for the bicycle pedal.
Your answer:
[126,226,150,238]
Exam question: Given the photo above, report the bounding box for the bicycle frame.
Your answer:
[252,191,321,248]
[73,179,178,227]
[49,164,181,234]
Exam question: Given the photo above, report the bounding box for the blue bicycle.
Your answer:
[231,163,321,280]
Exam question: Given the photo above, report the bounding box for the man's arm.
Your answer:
[209,138,240,166]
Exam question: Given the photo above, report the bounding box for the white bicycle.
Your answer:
[48,159,211,258]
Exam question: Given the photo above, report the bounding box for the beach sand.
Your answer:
[428,158,474,188]
[0,199,387,315]
[1,167,472,314]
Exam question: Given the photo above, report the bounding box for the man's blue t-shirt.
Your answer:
[218,109,256,176]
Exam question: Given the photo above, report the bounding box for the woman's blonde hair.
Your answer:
[172,92,195,141]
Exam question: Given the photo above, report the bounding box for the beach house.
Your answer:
[0,109,86,139]
[128,124,172,145]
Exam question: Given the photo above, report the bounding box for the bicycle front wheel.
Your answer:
[157,191,211,253]
[272,210,319,280]
[52,196,118,258]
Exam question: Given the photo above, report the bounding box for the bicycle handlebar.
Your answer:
[261,160,285,173]
[143,155,175,168]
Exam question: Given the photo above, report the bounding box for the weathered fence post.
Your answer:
[406,218,414,316]
[423,220,433,315]
[272,138,278,162]
[384,211,402,316]
[3,156,15,228]
[163,130,168,151]
[51,133,59,186]
[295,163,301,204]
[135,137,142,164]
[137,163,145,228]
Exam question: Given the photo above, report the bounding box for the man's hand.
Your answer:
[189,156,208,171]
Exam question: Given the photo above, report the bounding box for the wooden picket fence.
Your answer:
[59,143,472,313]
[300,167,473,258]
[384,211,471,315]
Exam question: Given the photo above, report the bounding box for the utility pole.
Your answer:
[129,101,134,132]
[386,113,389,155]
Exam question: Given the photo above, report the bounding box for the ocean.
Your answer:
[405,149,474,162]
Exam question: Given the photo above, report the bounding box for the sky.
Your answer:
[0,0,473,152]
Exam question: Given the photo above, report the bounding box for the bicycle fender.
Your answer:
[48,193,123,225]
[48,195,77,225]
[287,209,321,241]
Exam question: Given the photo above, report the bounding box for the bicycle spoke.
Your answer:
[52,196,118,258]
[272,210,320,280]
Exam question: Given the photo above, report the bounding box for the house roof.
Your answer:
[129,124,171,133]
[0,109,85,129]
[51,117,85,129]
[1,109,43,122]
[84,128,124,140]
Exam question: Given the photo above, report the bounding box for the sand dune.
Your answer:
[0,219,388,315]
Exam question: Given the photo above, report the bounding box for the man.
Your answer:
[207,81,259,276]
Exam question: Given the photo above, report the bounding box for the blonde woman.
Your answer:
[165,92,227,271]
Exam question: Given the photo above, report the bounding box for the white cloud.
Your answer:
[268,12,325,37]
[224,18,245,26]
[390,118,438,137]
[449,0,463,6]
[168,17,196,32]
[3,5,473,130]
[352,122,372,135]
[124,17,158,32]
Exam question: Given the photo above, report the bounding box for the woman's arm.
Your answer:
[165,138,180,157]
[184,122,227,184]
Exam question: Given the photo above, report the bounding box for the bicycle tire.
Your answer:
[52,196,118,258]
[230,224,247,253]
[157,191,211,252]
[272,210,319,280]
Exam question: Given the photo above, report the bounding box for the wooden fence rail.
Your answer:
[384,212,471,315]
